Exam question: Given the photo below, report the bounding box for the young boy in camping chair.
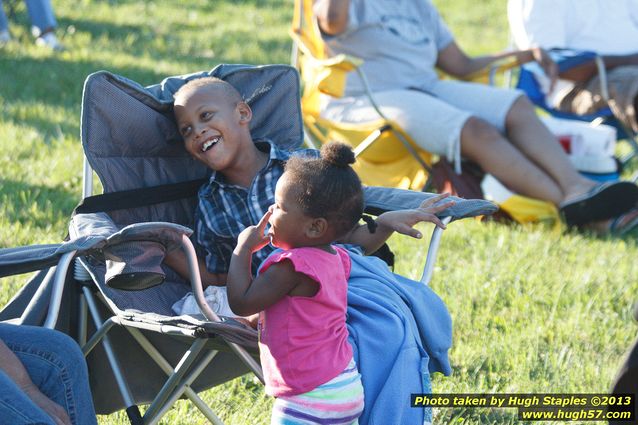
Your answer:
[165,76,455,424]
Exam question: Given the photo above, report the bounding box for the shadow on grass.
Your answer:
[0,179,78,229]
[0,55,169,109]
[1,110,77,144]
[56,15,293,68]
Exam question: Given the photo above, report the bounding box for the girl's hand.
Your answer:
[236,209,272,254]
[375,193,455,238]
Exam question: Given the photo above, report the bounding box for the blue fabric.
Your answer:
[0,1,7,32]
[345,250,452,425]
[0,324,97,425]
[24,0,56,32]
[0,0,57,32]
[549,49,597,73]
[517,48,613,117]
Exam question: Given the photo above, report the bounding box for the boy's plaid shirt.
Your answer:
[195,141,319,276]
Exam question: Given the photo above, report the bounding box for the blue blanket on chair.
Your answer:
[346,251,452,425]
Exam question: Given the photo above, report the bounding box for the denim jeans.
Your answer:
[0,323,97,425]
[0,0,57,33]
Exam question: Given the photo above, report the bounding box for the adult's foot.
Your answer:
[559,181,638,227]
[35,31,64,51]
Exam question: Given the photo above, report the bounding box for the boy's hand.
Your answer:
[236,209,272,253]
[376,193,455,238]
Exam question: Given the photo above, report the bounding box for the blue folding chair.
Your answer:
[516,48,638,170]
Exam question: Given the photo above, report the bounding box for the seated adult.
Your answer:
[313,0,638,230]
[0,323,97,425]
[508,0,638,134]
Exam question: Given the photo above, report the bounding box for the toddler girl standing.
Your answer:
[227,142,453,424]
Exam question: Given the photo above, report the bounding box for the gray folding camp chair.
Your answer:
[0,64,498,425]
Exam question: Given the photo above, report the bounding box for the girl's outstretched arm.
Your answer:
[227,210,304,316]
[346,193,455,255]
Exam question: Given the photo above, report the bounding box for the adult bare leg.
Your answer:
[504,96,596,204]
[459,116,564,205]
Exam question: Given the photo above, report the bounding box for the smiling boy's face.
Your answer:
[174,84,252,172]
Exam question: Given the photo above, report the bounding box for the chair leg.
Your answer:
[147,350,223,425]
[225,342,264,384]
[81,317,116,355]
[78,294,89,346]
[125,327,224,425]
[142,338,207,422]
[81,286,143,425]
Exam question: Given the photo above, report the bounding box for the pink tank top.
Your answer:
[257,246,353,396]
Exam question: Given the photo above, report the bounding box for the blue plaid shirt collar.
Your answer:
[202,139,290,189]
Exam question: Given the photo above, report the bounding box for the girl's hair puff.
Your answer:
[284,142,364,239]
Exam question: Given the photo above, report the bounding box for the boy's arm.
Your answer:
[343,193,455,254]
[164,249,226,286]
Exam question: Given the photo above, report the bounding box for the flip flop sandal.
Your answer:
[609,208,638,236]
[559,181,638,227]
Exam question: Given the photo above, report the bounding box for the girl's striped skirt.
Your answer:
[271,358,364,425]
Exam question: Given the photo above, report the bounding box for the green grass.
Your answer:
[1,0,637,424]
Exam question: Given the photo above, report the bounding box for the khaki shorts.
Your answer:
[321,80,524,170]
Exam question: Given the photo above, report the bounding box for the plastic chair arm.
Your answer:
[362,186,498,220]
[304,54,363,98]
[308,53,362,72]
[289,28,361,71]
[460,56,521,85]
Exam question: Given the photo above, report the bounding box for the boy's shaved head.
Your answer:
[173,77,243,106]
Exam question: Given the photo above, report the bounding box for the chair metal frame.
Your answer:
[38,162,263,425]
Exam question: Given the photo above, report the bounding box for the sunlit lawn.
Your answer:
[1,1,636,423]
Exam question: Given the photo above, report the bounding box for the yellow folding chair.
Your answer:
[289,0,433,191]
[288,1,560,226]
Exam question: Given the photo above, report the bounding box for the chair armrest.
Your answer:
[104,222,193,253]
[71,213,192,253]
[290,25,362,71]
[303,53,363,98]
[71,213,194,290]
[362,186,498,220]
[308,53,362,72]
[458,56,521,85]
[0,236,107,278]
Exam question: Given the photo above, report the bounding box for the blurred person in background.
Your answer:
[509,0,638,134]
[0,0,64,50]
[313,0,638,233]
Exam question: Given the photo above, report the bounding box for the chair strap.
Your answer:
[73,179,207,215]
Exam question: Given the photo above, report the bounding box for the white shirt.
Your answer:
[508,0,638,55]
